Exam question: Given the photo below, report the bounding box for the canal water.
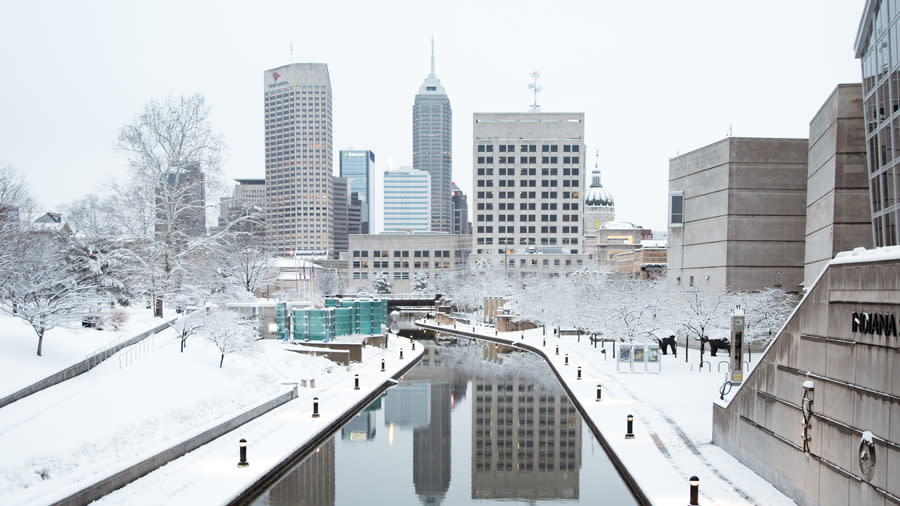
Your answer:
[248,341,640,505]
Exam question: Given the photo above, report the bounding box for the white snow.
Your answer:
[1,308,800,505]
[832,245,900,264]
[0,308,421,506]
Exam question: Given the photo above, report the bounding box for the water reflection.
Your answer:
[250,342,637,506]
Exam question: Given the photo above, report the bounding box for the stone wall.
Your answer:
[712,254,899,506]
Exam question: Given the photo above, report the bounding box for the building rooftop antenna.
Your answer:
[528,72,542,112]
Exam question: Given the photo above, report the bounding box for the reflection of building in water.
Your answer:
[341,411,376,441]
[265,436,335,506]
[384,383,431,428]
[471,378,581,500]
[414,383,451,505]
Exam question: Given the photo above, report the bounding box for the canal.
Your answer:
[248,341,640,505]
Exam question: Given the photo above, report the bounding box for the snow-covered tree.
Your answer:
[412,271,432,293]
[0,165,34,279]
[315,268,343,297]
[217,235,279,296]
[0,231,103,356]
[368,272,393,294]
[116,93,226,317]
[170,311,206,353]
[732,288,798,348]
[200,309,258,368]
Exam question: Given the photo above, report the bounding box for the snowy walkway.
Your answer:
[0,306,422,506]
[89,335,422,506]
[419,321,796,506]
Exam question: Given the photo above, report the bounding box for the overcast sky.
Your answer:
[0,0,864,232]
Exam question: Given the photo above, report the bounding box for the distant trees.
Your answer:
[368,272,393,294]
[412,271,432,293]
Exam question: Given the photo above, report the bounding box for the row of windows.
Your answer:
[476,237,580,246]
[475,191,581,200]
[352,249,466,258]
[352,261,453,269]
[476,156,581,164]
[477,144,580,153]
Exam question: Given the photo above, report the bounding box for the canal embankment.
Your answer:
[89,335,423,506]
[416,320,796,506]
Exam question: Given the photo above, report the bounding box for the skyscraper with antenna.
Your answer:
[412,38,453,233]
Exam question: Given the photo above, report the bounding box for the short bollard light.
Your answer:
[555,345,559,355]
[400,348,404,359]
[565,354,569,366]
[354,374,360,390]
[596,384,602,401]
[625,414,635,439]
[543,337,546,347]
[237,438,249,467]
[577,366,582,380]
[412,341,416,351]
[312,397,320,418]
[521,332,524,339]
[381,358,385,372]
[689,475,700,505]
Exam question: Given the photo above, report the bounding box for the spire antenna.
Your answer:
[430,36,435,74]
[528,71,542,112]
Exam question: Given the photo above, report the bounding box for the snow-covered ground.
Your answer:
[1,307,795,505]
[0,309,421,506]
[0,307,162,397]
[420,321,796,506]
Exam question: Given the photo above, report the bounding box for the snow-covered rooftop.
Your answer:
[831,245,900,265]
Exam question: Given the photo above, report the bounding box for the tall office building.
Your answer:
[472,113,585,257]
[413,41,452,233]
[339,150,374,233]
[856,1,900,246]
[383,166,431,233]
[264,63,334,257]
[451,183,469,234]
[332,176,351,257]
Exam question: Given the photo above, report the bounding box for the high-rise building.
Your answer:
[156,164,206,240]
[383,166,431,233]
[472,112,585,258]
[339,150,374,233]
[413,40,452,233]
[218,178,265,238]
[263,63,334,257]
[451,183,469,234]
[332,176,351,257]
[856,2,900,247]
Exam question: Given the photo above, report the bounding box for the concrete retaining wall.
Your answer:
[49,387,298,506]
[0,318,176,409]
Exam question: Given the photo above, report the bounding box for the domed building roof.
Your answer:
[584,168,614,207]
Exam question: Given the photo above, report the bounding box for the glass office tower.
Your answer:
[856,0,900,246]
[339,150,374,234]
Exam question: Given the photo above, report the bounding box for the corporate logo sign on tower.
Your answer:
[268,70,289,89]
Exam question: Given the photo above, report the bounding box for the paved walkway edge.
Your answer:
[417,322,654,506]
[0,318,177,409]
[227,353,424,506]
[49,387,299,506]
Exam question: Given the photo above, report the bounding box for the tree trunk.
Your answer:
[36,328,44,357]
[219,352,224,368]
[181,336,186,353]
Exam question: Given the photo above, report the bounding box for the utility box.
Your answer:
[730,308,745,384]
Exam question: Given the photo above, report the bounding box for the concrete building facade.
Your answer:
[413,41,452,233]
[667,137,809,292]
[339,150,374,234]
[804,84,873,287]
[472,112,585,258]
[263,63,334,257]
[384,166,431,233]
[856,0,900,247]
[343,233,471,292]
[712,248,900,506]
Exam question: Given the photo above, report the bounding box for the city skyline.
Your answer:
[0,0,863,231]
